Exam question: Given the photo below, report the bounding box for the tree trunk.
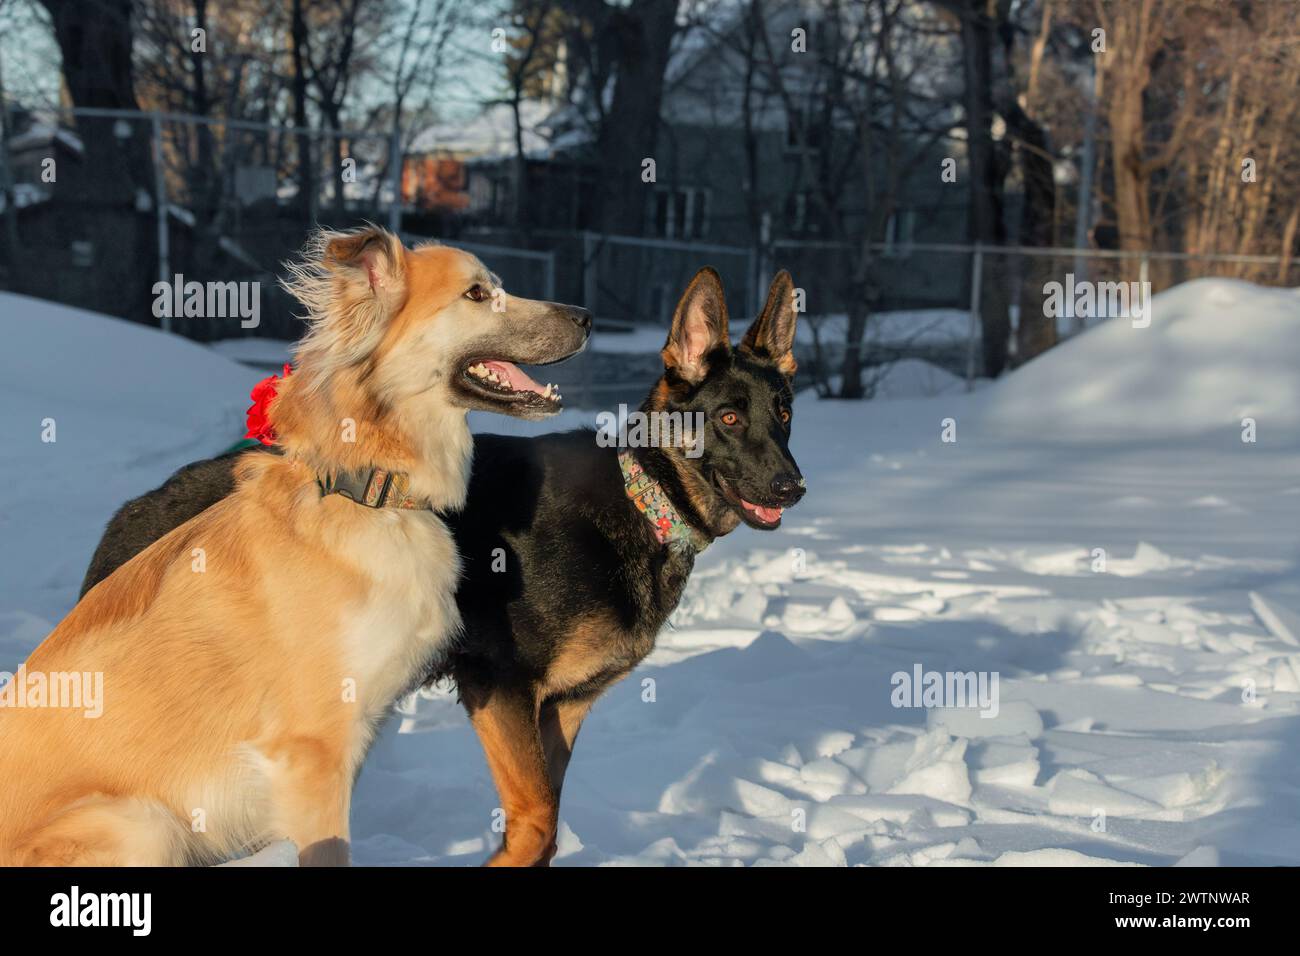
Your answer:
[959,0,1010,377]
[1096,0,1166,286]
[1009,104,1057,363]
[290,0,317,221]
[188,0,220,337]
[39,0,157,321]
[1108,80,1151,254]
[0,44,21,272]
[595,0,679,235]
[512,96,529,230]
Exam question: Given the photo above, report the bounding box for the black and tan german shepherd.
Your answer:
[79,267,805,866]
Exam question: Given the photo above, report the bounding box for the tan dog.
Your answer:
[0,225,589,865]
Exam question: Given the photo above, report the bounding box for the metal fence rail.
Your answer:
[1,105,400,337]
[4,104,1294,393]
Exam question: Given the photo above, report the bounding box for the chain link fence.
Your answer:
[767,239,1295,393]
[0,106,399,340]
[3,107,1294,401]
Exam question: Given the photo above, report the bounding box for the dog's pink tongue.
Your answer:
[741,498,783,523]
[483,361,544,394]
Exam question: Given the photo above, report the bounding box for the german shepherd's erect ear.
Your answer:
[740,269,798,378]
[662,266,730,386]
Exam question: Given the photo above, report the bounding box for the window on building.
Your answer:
[651,187,711,239]
[691,191,709,239]
[491,176,512,220]
[884,208,917,256]
[784,190,820,237]
[784,107,823,153]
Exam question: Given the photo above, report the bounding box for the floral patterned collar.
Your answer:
[618,450,710,552]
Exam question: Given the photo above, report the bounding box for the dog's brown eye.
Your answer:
[779,408,790,424]
[464,284,489,302]
[720,411,739,426]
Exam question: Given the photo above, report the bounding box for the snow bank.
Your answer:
[0,292,255,431]
[977,279,1300,440]
[872,358,964,399]
[0,293,259,622]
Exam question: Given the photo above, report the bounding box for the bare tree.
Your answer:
[1087,0,1198,288]
[302,0,369,216]
[39,0,158,316]
[755,0,955,397]
[1177,0,1300,280]
[1000,0,1059,365]
[552,0,681,236]
[499,0,556,231]
[291,0,315,219]
[378,0,458,208]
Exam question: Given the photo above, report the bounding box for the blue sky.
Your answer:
[0,0,505,125]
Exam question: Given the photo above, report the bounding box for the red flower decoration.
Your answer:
[246,364,292,445]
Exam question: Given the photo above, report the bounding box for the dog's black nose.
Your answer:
[568,307,592,331]
[771,473,805,505]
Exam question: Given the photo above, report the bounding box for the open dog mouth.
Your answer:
[461,359,563,410]
[715,474,784,529]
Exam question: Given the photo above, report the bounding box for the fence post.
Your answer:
[583,231,597,313]
[747,244,757,321]
[575,238,594,408]
[386,127,402,232]
[543,249,556,302]
[151,112,171,333]
[0,93,19,264]
[965,243,983,390]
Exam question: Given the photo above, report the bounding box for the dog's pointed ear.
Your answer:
[663,267,730,385]
[285,225,409,374]
[323,224,406,306]
[740,270,798,377]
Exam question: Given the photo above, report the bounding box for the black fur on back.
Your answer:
[79,448,267,598]
[78,433,683,700]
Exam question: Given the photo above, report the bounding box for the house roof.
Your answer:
[406,100,556,161]
[8,122,84,155]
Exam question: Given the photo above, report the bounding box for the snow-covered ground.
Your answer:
[3,279,1299,866]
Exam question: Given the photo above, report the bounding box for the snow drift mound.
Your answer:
[977,279,1300,440]
[0,293,261,625]
[0,292,255,432]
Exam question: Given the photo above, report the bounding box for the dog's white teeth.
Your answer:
[470,363,515,390]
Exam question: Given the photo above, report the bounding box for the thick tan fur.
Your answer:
[0,226,581,866]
